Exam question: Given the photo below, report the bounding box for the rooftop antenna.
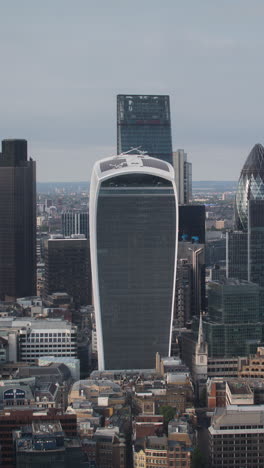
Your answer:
[108,147,149,160]
[117,147,142,157]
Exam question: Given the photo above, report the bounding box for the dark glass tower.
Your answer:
[235,143,264,231]
[204,279,262,357]
[0,139,36,300]
[90,154,177,370]
[117,95,173,164]
[44,236,91,306]
[178,205,205,244]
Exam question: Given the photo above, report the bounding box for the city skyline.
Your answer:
[1,1,264,181]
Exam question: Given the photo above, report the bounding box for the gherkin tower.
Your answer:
[235,143,264,230]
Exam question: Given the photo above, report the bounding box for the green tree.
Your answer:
[159,405,176,434]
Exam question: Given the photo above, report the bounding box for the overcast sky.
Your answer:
[0,1,263,181]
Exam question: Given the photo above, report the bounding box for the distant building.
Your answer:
[62,211,89,238]
[205,237,226,266]
[209,405,264,467]
[117,94,173,164]
[0,139,36,301]
[44,235,92,306]
[215,219,226,230]
[90,154,177,370]
[173,149,192,204]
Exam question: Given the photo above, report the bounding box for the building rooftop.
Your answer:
[227,382,252,395]
[94,153,174,180]
[32,421,63,435]
[210,405,264,431]
[0,317,76,331]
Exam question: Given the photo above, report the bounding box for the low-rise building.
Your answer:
[93,426,126,468]
[209,405,264,467]
[0,317,77,362]
[134,434,192,468]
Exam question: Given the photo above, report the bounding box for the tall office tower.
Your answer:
[62,211,89,238]
[227,215,264,285]
[117,95,173,164]
[248,199,264,287]
[90,154,177,370]
[177,242,205,319]
[174,258,192,328]
[0,139,36,301]
[204,279,262,357]
[178,205,205,243]
[235,143,264,230]
[44,235,92,306]
[226,230,248,280]
[173,149,192,204]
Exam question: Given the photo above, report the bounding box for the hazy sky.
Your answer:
[1,1,264,181]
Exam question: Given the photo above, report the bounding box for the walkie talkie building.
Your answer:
[90,154,177,370]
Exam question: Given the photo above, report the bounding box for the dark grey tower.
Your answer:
[0,139,36,300]
[117,95,173,164]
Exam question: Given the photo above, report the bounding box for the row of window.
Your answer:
[219,425,264,430]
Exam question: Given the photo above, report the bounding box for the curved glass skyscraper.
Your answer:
[90,154,178,370]
[235,143,264,230]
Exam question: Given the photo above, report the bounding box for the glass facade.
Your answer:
[179,205,205,244]
[96,173,176,369]
[204,280,262,357]
[117,95,173,164]
[235,143,264,230]
[0,139,36,300]
[44,238,91,306]
[226,230,248,280]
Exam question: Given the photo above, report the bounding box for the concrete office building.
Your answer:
[61,210,89,239]
[117,94,173,164]
[0,139,36,300]
[209,405,264,467]
[90,153,177,370]
[0,317,77,362]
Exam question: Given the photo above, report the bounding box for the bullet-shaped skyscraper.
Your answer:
[90,154,178,370]
[0,139,36,301]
